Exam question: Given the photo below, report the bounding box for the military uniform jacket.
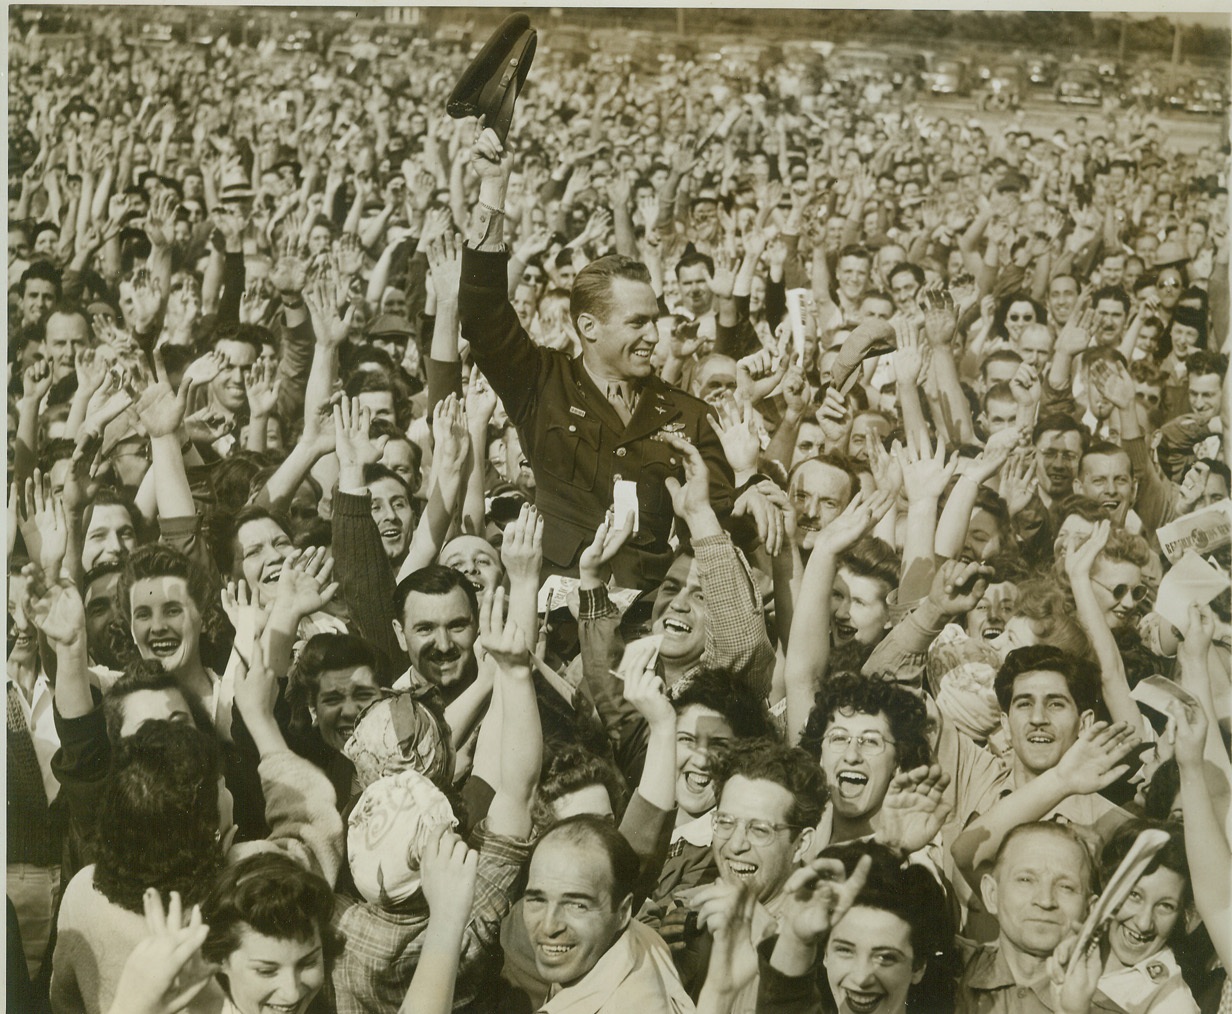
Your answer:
[460,248,735,589]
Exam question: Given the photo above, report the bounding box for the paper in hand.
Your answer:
[1154,550,1227,633]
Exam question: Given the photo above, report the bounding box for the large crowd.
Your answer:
[6,10,1232,1014]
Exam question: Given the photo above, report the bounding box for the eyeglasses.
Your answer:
[712,812,800,847]
[1007,313,1035,322]
[1158,278,1183,289]
[1090,577,1148,605]
[820,730,897,756]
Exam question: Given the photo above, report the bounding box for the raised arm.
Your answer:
[1061,522,1142,733]
[479,588,541,841]
[950,721,1141,885]
[782,491,892,746]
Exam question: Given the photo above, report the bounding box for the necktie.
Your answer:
[608,383,635,426]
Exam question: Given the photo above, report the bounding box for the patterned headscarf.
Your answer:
[342,687,455,790]
[347,768,457,908]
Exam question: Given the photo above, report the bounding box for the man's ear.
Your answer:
[999,712,1012,742]
[793,826,815,865]
[1079,709,1095,731]
[392,618,408,653]
[616,891,633,932]
[576,312,598,343]
[980,872,999,917]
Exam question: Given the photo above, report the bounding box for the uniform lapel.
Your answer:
[620,381,682,445]
[570,358,627,433]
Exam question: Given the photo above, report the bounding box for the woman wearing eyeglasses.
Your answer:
[991,292,1047,348]
[1062,519,1155,733]
[798,673,933,847]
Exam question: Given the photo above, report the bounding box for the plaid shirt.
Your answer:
[331,820,531,1014]
[580,533,774,699]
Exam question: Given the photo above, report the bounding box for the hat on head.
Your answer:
[367,313,415,338]
[347,769,457,908]
[447,13,537,145]
[1153,240,1189,268]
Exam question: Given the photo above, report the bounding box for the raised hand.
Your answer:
[238,282,270,326]
[135,348,195,439]
[892,315,925,385]
[23,563,86,651]
[999,449,1039,517]
[431,393,469,473]
[243,358,280,419]
[1009,362,1041,408]
[967,425,1026,485]
[1063,518,1110,582]
[125,269,164,334]
[24,473,69,579]
[272,546,338,620]
[419,826,478,927]
[478,586,530,673]
[894,430,957,504]
[620,644,675,729]
[867,435,903,499]
[106,890,212,1014]
[1056,307,1095,359]
[578,509,635,587]
[711,398,761,475]
[303,272,355,348]
[1166,698,1208,771]
[921,285,957,347]
[778,854,873,946]
[463,364,498,430]
[1177,601,1215,664]
[1055,721,1142,796]
[500,503,544,586]
[424,232,462,308]
[22,359,53,404]
[234,624,278,725]
[181,349,227,388]
[812,488,894,558]
[333,395,387,471]
[815,386,853,448]
[220,579,264,665]
[928,558,994,617]
[694,881,759,1000]
[1088,359,1134,411]
[874,764,953,854]
[661,433,713,521]
[1047,931,1106,1014]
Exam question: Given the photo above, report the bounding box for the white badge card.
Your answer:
[613,479,640,534]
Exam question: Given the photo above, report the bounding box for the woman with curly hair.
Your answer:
[202,854,343,1014]
[799,672,932,846]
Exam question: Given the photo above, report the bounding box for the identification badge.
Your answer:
[613,479,640,534]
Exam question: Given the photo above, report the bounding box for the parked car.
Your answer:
[925,56,969,96]
[985,61,1026,109]
[1026,55,1058,88]
[1055,65,1103,106]
[1185,78,1228,114]
[828,47,894,85]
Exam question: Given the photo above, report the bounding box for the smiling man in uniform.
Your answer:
[459,127,736,590]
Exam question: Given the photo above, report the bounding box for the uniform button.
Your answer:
[670,457,677,465]
[616,447,626,457]
[569,424,576,432]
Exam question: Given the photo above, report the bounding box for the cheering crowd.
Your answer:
[7,10,1232,1014]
